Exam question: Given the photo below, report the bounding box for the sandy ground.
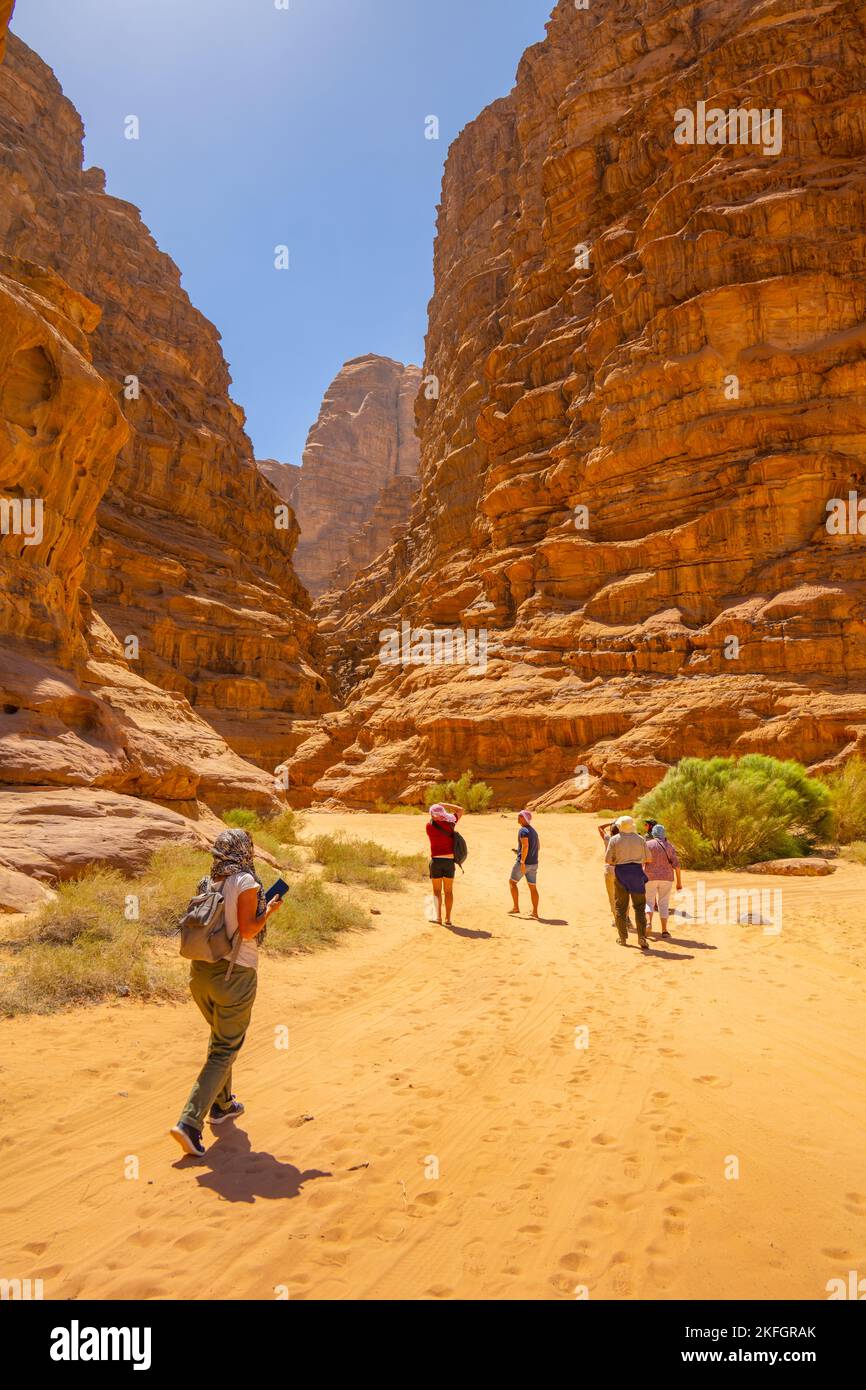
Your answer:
[2,812,865,1301]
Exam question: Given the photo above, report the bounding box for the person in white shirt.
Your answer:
[171,828,284,1157]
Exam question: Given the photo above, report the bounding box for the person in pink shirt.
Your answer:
[644,824,683,937]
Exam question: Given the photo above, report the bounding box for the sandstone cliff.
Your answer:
[0,18,331,886]
[277,355,422,597]
[258,458,302,512]
[290,0,866,808]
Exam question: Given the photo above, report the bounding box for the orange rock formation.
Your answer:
[0,18,330,883]
[278,355,422,598]
[290,0,866,809]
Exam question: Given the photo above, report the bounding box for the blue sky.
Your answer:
[10,0,551,465]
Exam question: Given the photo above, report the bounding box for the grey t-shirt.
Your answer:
[221,871,260,972]
[605,832,649,867]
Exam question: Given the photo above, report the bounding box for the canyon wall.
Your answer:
[291,0,866,809]
[0,16,331,883]
[258,458,301,512]
[274,355,422,597]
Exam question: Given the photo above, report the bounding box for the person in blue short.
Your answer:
[508,810,540,919]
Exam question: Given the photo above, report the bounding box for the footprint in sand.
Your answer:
[559,1249,591,1272]
[412,1190,444,1208]
[663,1203,688,1234]
[611,1262,634,1296]
[319,1225,349,1244]
[173,1229,211,1252]
[693,1075,732,1088]
[662,1171,706,1195]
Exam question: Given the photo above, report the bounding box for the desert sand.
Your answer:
[2,812,865,1301]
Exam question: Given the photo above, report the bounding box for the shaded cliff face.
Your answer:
[0,31,332,818]
[290,0,866,808]
[280,355,422,598]
[0,23,332,862]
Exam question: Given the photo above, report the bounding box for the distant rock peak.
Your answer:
[261,356,422,598]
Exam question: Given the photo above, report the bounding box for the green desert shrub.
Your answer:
[270,808,304,842]
[424,770,493,814]
[1,862,189,1016]
[823,758,866,844]
[249,830,304,870]
[634,755,833,869]
[30,867,128,946]
[0,924,185,1017]
[221,806,305,863]
[0,842,357,1014]
[264,877,369,953]
[221,808,260,831]
[26,850,211,945]
[309,833,426,890]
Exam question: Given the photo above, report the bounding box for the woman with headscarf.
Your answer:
[426,800,464,927]
[171,828,284,1157]
[644,823,682,938]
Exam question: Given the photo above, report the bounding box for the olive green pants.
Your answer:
[178,958,257,1132]
[614,879,647,945]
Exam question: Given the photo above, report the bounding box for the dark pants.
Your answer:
[179,959,257,1130]
[615,879,647,945]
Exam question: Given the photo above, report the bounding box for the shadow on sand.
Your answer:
[642,944,695,960]
[173,1126,332,1204]
[656,933,718,951]
[442,922,493,939]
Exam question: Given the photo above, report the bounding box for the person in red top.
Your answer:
[426,801,464,927]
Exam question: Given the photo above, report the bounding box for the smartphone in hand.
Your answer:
[265,877,289,903]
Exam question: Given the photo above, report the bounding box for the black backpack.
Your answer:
[444,823,468,872]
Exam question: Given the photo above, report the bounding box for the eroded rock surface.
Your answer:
[0,20,331,872]
[290,0,866,808]
[0,29,331,801]
[280,355,422,597]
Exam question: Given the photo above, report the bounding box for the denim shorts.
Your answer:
[510,859,537,884]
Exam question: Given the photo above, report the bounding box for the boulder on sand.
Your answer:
[744,858,836,877]
[0,787,215,883]
[0,862,57,912]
